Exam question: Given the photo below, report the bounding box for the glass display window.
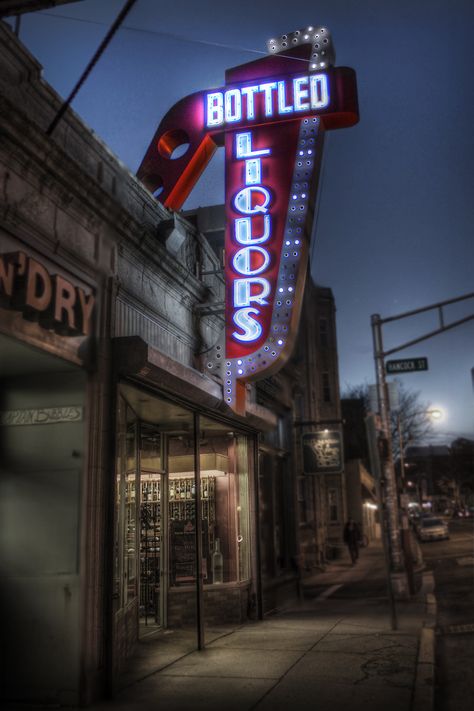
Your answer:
[113,382,255,658]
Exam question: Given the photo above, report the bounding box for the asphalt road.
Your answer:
[418,518,474,711]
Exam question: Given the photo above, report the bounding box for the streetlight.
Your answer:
[397,408,443,496]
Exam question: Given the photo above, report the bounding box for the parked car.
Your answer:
[416,517,449,542]
[454,509,471,518]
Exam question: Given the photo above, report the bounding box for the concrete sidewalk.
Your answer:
[89,543,435,711]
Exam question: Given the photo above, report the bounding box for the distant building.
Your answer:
[291,282,346,566]
[342,398,379,542]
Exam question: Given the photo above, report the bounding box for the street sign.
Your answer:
[386,357,428,374]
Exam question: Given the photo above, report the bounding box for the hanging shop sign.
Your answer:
[0,250,95,337]
[303,430,344,475]
[138,25,359,410]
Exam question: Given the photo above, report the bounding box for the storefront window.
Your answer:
[114,384,254,649]
[168,432,198,589]
[139,423,164,629]
[114,396,139,608]
[328,487,339,522]
[199,418,251,585]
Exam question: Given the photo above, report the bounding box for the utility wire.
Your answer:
[38,10,264,55]
[37,10,309,64]
[46,0,139,135]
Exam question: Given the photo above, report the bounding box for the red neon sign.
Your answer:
[138,26,359,409]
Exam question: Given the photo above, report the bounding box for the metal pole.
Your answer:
[365,414,397,630]
[371,315,404,574]
[253,434,264,620]
[193,412,205,649]
[397,415,415,595]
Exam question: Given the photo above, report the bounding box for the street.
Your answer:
[419,518,474,711]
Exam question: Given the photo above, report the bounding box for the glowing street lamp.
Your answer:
[398,407,444,485]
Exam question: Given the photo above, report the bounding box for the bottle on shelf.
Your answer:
[212,538,224,584]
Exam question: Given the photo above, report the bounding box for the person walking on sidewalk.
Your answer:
[343,518,361,565]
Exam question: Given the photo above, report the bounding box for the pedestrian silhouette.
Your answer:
[343,518,361,564]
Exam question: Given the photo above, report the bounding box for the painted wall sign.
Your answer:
[0,251,95,337]
[0,405,83,426]
[303,430,343,474]
[138,26,359,410]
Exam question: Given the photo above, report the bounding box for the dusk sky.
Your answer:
[7,0,474,442]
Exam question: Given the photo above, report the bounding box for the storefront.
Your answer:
[109,342,262,682]
[0,237,99,705]
[1,18,354,704]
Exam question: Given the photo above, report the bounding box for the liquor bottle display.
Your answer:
[139,481,161,621]
[138,475,221,593]
[168,476,218,586]
[212,537,224,584]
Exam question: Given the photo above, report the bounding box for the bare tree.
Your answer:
[342,379,434,461]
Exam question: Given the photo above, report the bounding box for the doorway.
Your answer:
[112,383,255,686]
[0,334,85,705]
[112,387,200,685]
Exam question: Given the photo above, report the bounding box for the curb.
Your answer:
[412,592,437,711]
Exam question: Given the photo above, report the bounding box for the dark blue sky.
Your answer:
[9,0,474,441]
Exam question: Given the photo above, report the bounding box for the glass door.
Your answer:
[139,423,167,635]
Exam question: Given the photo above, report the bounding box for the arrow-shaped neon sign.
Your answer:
[138,25,359,411]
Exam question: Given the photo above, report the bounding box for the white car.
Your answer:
[417,517,449,542]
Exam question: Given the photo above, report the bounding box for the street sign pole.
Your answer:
[365,413,397,630]
[371,316,404,579]
[369,292,474,601]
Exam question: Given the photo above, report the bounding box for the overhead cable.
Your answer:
[37,10,309,63]
[46,0,139,135]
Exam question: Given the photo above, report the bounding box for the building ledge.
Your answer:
[113,336,278,431]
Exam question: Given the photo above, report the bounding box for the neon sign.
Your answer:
[206,74,329,127]
[138,25,359,410]
[231,131,272,344]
